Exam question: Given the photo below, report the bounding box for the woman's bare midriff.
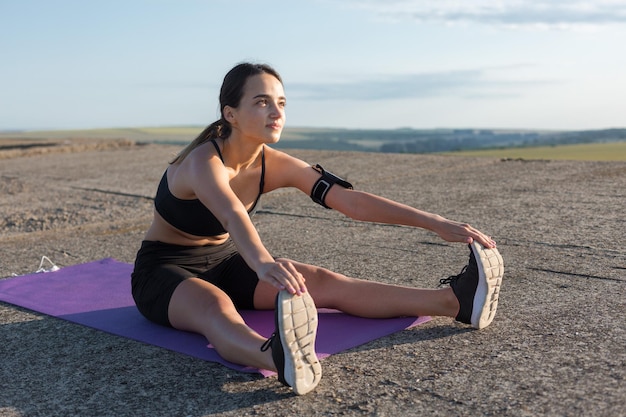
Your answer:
[143,210,229,246]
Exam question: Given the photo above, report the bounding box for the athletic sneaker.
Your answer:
[260,290,322,395]
[439,241,504,329]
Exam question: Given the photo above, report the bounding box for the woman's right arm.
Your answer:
[183,150,306,295]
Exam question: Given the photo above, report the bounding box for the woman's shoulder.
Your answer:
[169,140,227,191]
[182,140,225,169]
[265,146,308,168]
[264,147,317,191]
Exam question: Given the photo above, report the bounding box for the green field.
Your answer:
[0,126,332,144]
[2,126,625,161]
[0,126,204,143]
[444,142,626,161]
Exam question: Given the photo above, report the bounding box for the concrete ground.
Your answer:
[1,140,624,416]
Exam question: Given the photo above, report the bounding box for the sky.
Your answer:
[1,0,626,132]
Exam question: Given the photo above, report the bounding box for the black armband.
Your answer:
[310,164,353,209]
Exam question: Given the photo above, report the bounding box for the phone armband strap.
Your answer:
[310,164,353,209]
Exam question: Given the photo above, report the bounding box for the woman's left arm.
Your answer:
[265,149,496,248]
[328,188,497,248]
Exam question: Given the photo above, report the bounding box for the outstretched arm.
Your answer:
[265,149,496,249]
[328,189,496,248]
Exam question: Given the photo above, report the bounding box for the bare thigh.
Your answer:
[168,277,250,338]
[168,277,275,370]
[253,259,349,310]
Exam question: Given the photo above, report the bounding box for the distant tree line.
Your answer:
[273,128,626,154]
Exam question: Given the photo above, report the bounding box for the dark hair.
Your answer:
[171,63,283,164]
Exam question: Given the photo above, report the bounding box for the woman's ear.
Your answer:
[223,106,236,124]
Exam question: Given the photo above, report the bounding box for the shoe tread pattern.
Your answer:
[278,291,322,395]
[470,242,504,329]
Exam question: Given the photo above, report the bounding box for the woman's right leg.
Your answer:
[168,277,322,395]
[167,277,275,371]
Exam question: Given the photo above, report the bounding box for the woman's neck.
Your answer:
[220,134,263,171]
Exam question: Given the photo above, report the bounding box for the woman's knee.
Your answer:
[294,263,350,306]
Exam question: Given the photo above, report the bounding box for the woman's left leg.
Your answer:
[254,260,459,318]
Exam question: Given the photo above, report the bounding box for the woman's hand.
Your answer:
[433,216,497,248]
[257,260,307,295]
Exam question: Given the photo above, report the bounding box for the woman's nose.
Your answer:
[269,103,284,118]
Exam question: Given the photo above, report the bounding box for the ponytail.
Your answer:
[170,118,232,164]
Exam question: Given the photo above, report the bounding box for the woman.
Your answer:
[131,63,504,395]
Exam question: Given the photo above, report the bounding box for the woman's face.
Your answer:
[227,73,286,144]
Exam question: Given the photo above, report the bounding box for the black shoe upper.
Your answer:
[439,246,479,324]
[260,294,289,387]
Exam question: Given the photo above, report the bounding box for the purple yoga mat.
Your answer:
[0,258,430,376]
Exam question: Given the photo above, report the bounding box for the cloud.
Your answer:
[287,67,550,101]
[346,0,626,30]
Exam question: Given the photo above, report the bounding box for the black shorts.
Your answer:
[131,239,259,327]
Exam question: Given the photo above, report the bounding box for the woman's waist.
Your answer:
[145,214,230,247]
[135,237,238,266]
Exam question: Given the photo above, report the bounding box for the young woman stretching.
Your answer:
[131,63,504,395]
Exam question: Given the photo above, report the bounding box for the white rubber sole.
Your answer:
[469,242,504,329]
[276,290,322,395]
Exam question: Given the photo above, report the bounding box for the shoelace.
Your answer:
[260,333,276,352]
[439,265,468,287]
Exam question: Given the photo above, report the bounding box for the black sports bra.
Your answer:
[154,139,265,236]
